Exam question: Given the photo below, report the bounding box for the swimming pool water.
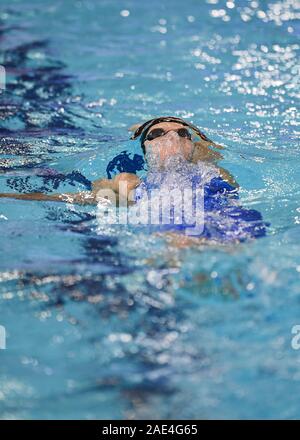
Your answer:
[0,0,300,419]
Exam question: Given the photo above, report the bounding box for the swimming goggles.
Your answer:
[131,116,212,142]
[145,127,192,141]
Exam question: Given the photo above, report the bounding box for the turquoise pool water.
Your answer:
[0,0,300,419]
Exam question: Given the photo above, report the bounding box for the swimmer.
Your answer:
[0,116,267,245]
[0,116,237,205]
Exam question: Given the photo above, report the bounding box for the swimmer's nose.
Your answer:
[164,130,182,145]
[166,130,180,139]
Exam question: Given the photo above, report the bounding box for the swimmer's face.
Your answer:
[143,122,194,167]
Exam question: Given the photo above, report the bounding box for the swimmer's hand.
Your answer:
[92,173,141,204]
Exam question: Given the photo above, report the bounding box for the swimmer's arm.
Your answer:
[0,173,141,205]
[0,191,97,204]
